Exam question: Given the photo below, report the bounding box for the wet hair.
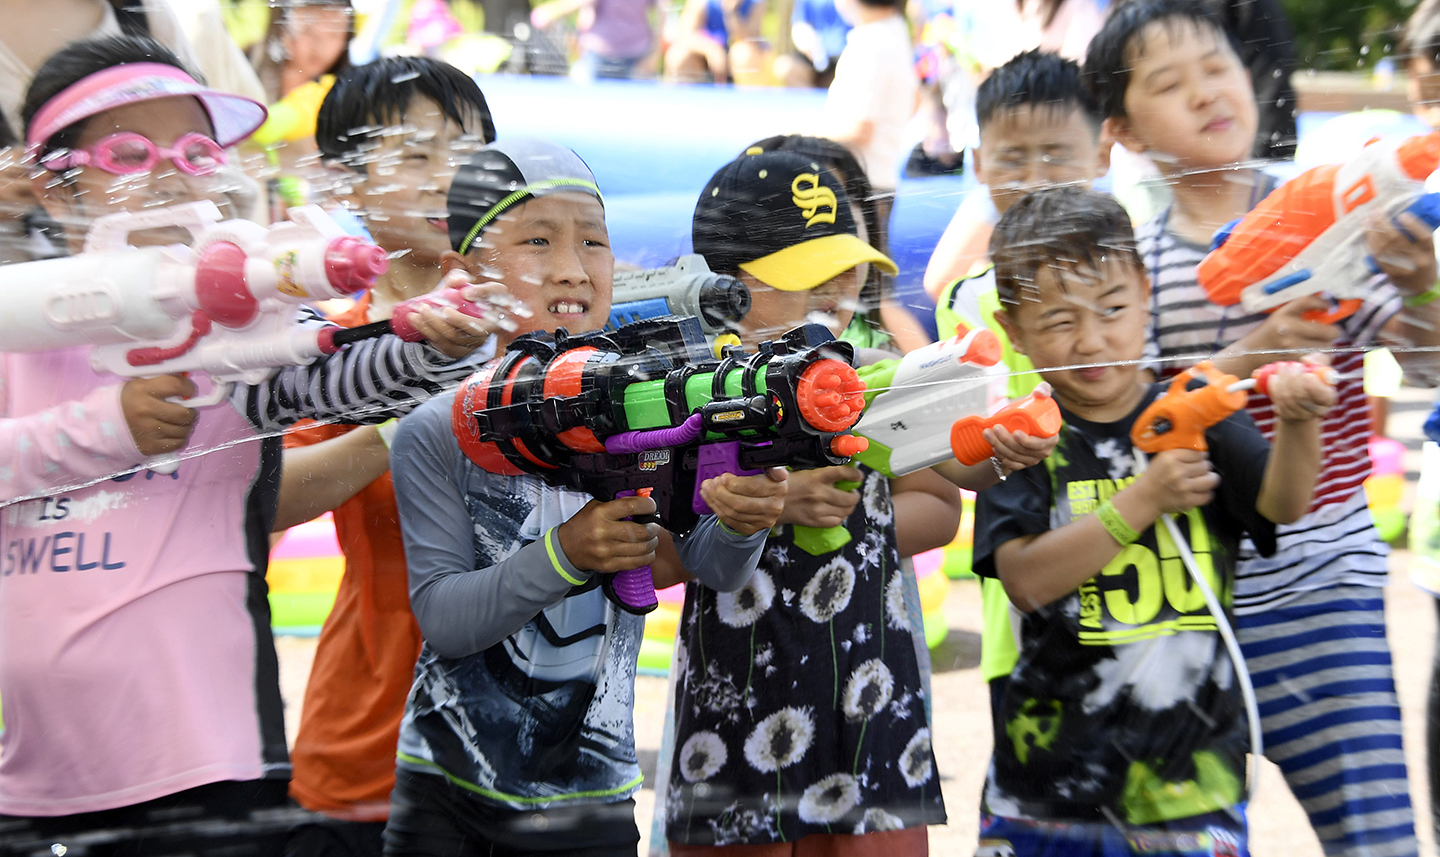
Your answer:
[1082,0,1241,120]
[1403,0,1440,67]
[0,116,15,150]
[990,186,1142,308]
[316,56,497,171]
[744,134,886,324]
[21,35,193,162]
[977,49,1101,132]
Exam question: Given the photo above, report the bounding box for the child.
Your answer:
[976,185,1332,854]
[278,56,496,857]
[927,49,1109,320]
[1089,2,1440,852]
[930,48,1110,726]
[662,148,1047,854]
[384,137,788,856]
[819,0,918,222]
[0,35,501,854]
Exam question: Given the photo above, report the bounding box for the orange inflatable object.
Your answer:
[1198,132,1440,324]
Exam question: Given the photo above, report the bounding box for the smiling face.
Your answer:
[1107,19,1257,173]
[998,256,1151,423]
[340,95,485,264]
[34,96,235,250]
[449,191,614,344]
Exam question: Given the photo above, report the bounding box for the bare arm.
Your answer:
[923,218,994,301]
[890,467,963,558]
[997,450,1215,612]
[1253,365,1334,524]
[273,425,392,531]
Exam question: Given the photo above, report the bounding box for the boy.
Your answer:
[932,49,1110,719]
[1089,2,1440,852]
[385,138,788,856]
[279,56,497,857]
[976,186,1332,855]
[934,49,1110,399]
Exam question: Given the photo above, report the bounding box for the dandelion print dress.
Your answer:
[665,467,946,845]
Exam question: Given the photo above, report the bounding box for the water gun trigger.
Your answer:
[1298,294,1362,324]
[948,384,1062,466]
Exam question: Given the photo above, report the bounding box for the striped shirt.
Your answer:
[1136,213,1401,613]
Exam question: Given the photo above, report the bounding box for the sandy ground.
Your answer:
[274,388,1440,856]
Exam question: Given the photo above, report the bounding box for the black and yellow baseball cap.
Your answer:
[448,138,603,256]
[692,149,897,292]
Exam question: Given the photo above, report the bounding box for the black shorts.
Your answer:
[382,769,639,857]
[0,778,295,857]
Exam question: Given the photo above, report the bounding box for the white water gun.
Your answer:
[0,201,390,406]
[851,324,1061,476]
[1200,132,1440,323]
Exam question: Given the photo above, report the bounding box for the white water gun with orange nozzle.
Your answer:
[1200,132,1440,324]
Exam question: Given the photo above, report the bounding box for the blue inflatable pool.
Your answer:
[472,74,967,339]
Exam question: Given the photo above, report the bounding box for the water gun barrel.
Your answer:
[849,324,1001,476]
[1198,131,1440,322]
[608,254,751,334]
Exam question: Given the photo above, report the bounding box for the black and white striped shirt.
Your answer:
[1137,214,1400,612]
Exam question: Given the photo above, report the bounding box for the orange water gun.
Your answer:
[1198,132,1440,324]
[1132,361,1337,453]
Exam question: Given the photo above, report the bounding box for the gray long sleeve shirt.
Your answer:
[389,388,767,807]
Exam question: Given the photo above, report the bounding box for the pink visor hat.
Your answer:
[26,62,268,150]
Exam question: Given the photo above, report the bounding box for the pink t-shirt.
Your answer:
[0,349,283,815]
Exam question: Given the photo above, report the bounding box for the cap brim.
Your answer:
[739,233,898,292]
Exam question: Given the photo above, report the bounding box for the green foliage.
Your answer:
[1282,0,1416,70]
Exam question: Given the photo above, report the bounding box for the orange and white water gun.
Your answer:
[1132,361,1337,453]
[1198,132,1440,324]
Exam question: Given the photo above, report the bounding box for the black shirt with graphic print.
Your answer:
[974,384,1276,826]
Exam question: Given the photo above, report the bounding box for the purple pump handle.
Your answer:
[605,413,705,455]
[609,488,660,614]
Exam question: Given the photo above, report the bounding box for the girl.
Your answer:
[663,147,1050,854]
[0,35,500,855]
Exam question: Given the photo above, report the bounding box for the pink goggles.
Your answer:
[39,132,227,176]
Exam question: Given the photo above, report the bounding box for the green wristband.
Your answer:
[1096,500,1139,547]
[1404,283,1440,308]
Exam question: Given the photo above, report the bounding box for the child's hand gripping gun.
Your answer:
[608,254,751,339]
[1198,131,1440,324]
[790,324,1063,555]
[0,200,389,407]
[1131,360,1337,453]
[451,315,869,614]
